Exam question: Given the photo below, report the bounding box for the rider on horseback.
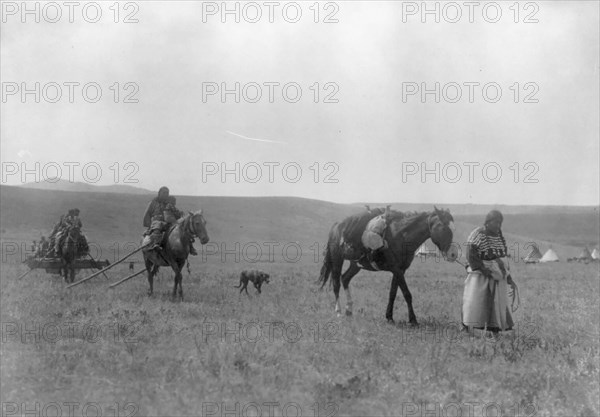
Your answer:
[53,208,88,256]
[143,187,197,255]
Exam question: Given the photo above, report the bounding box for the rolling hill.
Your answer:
[20,179,153,195]
[1,185,598,259]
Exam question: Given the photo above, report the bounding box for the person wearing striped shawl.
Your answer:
[462,210,518,333]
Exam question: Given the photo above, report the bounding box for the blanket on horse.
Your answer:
[340,208,387,251]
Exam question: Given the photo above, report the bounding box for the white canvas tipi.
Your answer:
[540,248,559,262]
[591,248,600,260]
[416,242,436,257]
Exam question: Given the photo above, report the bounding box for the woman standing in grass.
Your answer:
[463,210,518,333]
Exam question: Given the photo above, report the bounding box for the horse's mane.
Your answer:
[387,211,431,236]
[177,211,203,237]
[175,212,193,233]
[386,210,422,222]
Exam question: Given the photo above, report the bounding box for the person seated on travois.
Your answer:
[36,236,49,257]
[48,213,67,255]
[52,209,74,255]
[142,187,197,255]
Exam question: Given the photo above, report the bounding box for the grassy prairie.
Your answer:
[1,188,599,416]
[1,238,598,417]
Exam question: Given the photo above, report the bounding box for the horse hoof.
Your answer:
[386,318,395,324]
[409,321,419,327]
[147,291,153,296]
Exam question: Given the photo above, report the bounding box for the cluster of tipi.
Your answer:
[415,242,600,264]
[523,245,600,263]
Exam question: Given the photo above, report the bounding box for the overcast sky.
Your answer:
[1,1,598,206]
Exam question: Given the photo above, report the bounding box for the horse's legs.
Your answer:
[61,259,69,282]
[145,258,155,296]
[176,271,183,300]
[396,271,417,325]
[386,274,400,322]
[172,271,178,299]
[341,262,361,316]
[331,254,344,316]
[172,260,185,301]
[177,260,185,300]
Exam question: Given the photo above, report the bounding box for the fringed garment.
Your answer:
[462,227,514,331]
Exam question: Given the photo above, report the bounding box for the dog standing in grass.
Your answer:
[235,270,270,295]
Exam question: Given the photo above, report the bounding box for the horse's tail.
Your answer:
[317,223,339,289]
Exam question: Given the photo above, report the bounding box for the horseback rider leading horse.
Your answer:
[142,187,197,255]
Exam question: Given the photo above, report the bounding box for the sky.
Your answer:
[1,1,599,206]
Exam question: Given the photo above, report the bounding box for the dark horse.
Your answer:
[58,226,87,283]
[318,207,457,324]
[142,210,209,300]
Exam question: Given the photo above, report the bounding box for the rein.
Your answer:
[427,213,435,236]
[383,211,434,244]
[182,213,201,239]
[179,215,192,240]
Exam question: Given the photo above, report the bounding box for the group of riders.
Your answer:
[31,186,196,259]
[32,208,89,258]
[31,185,395,261]
[30,186,398,262]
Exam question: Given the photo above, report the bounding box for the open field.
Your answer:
[1,187,599,416]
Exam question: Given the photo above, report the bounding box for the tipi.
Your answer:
[540,248,559,262]
[523,245,543,263]
[577,247,592,261]
[591,248,600,260]
[416,242,436,257]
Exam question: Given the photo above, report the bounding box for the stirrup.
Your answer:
[366,251,381,271]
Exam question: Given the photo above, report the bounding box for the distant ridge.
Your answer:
[1,185,598,251]
[19,179,153,195]
[353,202,598,216]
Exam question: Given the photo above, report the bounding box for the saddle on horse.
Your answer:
[342,206,392,265]
[143,219,197,256]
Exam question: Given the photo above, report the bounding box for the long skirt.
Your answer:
[462,259,514,331]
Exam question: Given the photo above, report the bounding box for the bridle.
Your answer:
[427,213,435,236]
[428,212,455,254]
[185,212,205,239]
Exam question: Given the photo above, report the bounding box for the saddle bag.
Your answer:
[361,215,387,251]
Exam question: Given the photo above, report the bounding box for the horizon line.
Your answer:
[2,183,599,209]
